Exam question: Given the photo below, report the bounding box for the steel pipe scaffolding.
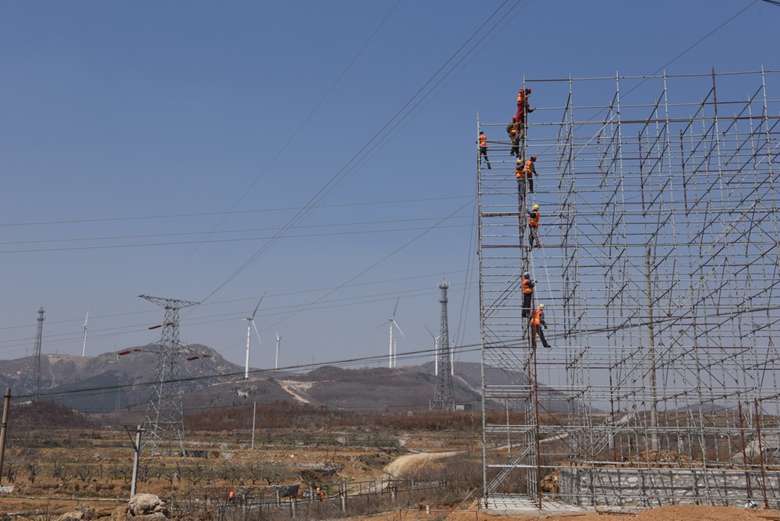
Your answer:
[478,69,780,509]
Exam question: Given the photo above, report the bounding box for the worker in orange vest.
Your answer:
[523,156,537,194]
[514,87,534,140]
[521,272,535,318]
[528,204,540,249]
[477,130,491,169]
[530,304,551,348]
[515,158,527,200]
[506,117,520,157]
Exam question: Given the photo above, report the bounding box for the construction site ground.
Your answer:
[2,424,779,519]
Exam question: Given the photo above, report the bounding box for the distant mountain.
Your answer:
[1,344,241,413]
[0,348,580,414]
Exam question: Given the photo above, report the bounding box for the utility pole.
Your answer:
[139,294,199,455]
[129,425,144,497]
[432,282,455,410]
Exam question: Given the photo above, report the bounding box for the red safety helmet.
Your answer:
[531,155,537,161]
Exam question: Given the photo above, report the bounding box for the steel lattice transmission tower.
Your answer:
[25,307,45,400]
[139,294,199,455]
[432,282,455,410]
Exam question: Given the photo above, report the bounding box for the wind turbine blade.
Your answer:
[251,320,262,349]
[393,319,406,339]
[251,291,267,320]
[392,295,400,320]
[423,324,435,339]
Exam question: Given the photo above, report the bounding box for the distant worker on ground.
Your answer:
[530,303,551,349]
[506,117,520,157]
[521,272,535,318]
[523,156,537,194]
[514,87,534,141]
[528,204,541,249]
[316,486,324,501]
[477,130,491,169]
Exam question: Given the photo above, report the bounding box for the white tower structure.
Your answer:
[244,294,264,379]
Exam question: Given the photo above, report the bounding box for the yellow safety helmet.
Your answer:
[538,303,545,309]
[532,204,539,211]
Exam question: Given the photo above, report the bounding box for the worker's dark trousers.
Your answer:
[522,292,533,317]
[529,225,540,248]
[479,147,491,169]
[510,138,520,156]
[517,178,526,200]
[531,324,550,348]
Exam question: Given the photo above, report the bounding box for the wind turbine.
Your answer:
[424,324,440,375]
[81,311,89,357]
[275,332,283,370]
[244,292,265,379]
[388,296,405,368]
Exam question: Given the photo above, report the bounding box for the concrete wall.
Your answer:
[558,467,780,509]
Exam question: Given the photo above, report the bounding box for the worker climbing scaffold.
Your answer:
[530,303,551,349]
[521,272,535,318]
[514,87,534,143]
[528,204,541,249]
[477,130,491,169]
[515,158,527,201]
[507,117,520,157]
[523,156,537,194]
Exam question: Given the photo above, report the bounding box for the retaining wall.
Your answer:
[558,467,780,508]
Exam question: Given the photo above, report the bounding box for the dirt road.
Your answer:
[383,451,461,478]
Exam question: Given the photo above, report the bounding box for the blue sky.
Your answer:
[1,1,777,371]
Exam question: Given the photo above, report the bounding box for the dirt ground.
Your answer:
[355,504,780,521]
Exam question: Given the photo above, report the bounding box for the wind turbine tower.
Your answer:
[275,333,283,370]
[424,324,440,375]
[25,307,45,400]
[81,311,89,357]
[245,293,265,379]
[432,282,455,410]
[139,294,199,455]
[388,296,405,368]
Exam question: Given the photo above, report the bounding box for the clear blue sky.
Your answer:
[0,1,776,370]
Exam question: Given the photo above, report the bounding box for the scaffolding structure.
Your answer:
[478,69,780,509]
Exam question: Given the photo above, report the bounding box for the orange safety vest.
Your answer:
[479,134,487,148]
[522,277,534,293]
[531,309,544,325]
[516,165,524,179]
[517,91,526,104]
[529,211,539,227]
[523,160,534,176]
